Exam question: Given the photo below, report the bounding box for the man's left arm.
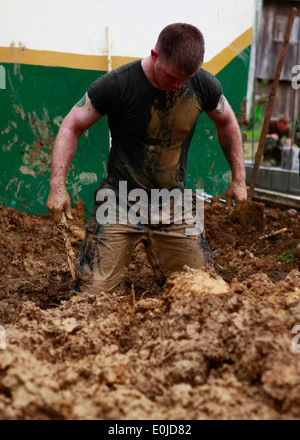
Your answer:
[205,94,247,210]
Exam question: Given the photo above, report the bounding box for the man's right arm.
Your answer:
[46,93,102,223]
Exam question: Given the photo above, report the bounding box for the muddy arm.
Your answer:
[205,94,247,207]
[46,93,102,223]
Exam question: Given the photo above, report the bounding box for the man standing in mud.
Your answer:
[46,23,247,293]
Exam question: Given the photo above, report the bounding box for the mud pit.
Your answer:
[0,199,300,420]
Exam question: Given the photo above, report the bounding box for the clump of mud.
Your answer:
[0,202,300,420]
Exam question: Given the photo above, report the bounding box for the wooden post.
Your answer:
[248,7,297,200]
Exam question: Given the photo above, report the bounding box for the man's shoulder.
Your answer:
[112,59,142,77]
[194,68,216,80]
[191,68,220,89]
[88,59,141,94]
[191,68,222,91]
[87,59,143,114]
[189,68,222,111]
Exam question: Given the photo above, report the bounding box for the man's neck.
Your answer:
[141,56,159,88]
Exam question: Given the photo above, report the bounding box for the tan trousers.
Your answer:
[76,181,213,293]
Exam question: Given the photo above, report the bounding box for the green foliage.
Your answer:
[247,78,270,138]
[274,242,298,264]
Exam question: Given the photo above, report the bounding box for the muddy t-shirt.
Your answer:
[88,60,222,190]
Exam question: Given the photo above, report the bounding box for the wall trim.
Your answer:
[0,28,252,75]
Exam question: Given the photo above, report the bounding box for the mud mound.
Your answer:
[204,199,300,283]
[0,202,300,420]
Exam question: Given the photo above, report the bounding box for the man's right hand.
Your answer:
[46,183,73,224]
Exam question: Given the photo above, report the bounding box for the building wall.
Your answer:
[255,0,300,127]
[0,0,254,215]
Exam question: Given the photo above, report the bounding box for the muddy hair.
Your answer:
[155,23,205,75]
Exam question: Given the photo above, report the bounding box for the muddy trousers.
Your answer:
[75,184,213,293]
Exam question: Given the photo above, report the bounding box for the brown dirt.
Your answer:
[0,199,300,420]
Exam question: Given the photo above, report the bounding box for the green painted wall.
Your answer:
[0,64,109,217]
[0,46,250,217]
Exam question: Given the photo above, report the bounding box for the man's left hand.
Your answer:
[226,179,248,215]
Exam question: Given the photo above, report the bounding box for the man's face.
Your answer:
[152,50,195,92]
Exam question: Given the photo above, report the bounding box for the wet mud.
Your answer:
[0,200,300,420]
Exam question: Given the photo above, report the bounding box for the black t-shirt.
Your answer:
[88,59,222,191]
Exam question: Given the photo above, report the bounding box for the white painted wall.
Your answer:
[0,0,254,62]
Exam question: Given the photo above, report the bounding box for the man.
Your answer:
[263,114,292,166]
[46,23,247,293]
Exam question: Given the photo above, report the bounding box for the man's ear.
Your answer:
[151,49,159,62]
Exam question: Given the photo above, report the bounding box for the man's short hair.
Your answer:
[155,23,205,76]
